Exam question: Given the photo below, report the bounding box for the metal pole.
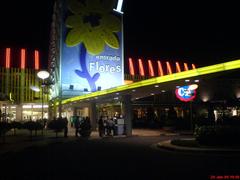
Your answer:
[42,81,44,121]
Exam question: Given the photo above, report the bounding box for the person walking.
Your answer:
[74,116,80,137]
[98,116,104,137]
[63,117,68,137]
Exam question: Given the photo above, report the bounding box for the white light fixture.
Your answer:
[154,85,159,88]
[161,90,166,93]
[132,89,136,92]
[37,70,50,80]
[116,92,119,95]
[185,79,190,82]
[194,79,200,83]
[150,93,155,96]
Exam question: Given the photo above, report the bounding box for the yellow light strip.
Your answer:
[61,59,240,105]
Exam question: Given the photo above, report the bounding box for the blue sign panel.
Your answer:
[60,0,123,97]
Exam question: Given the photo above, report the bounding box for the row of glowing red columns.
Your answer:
[5,48,40,70]
[128,58,196,77]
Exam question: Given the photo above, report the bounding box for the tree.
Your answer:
[11,121,23,136]
[0,122,11,143]
[47,118,67,138]
[23,121,37,139]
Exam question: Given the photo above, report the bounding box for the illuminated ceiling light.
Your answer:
[135,97,139,100]
[114,97,119,100]
[94,97,98,99]
[37,70,49,80]
[157,60,164,76]
[61,59,240,105]
[132,89,136,92]
[154,85,159,88]
[194,79,199,83]
[185,79,190,82]
[166,61,172,75]
[161,90,166,93]
[148,60,155,77]
[189,84,198,90]
[138,59,145,76]
[22,105,32,109]
[150,93,155,96]
[129,58,135,76]
[116,92,119,95]
[184,63,189,71]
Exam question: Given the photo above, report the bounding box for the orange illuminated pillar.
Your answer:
[184,63,189,71]
[166,61,172,75]
[21,49,26,69]
[138,59,145,76]
[34,50,40,70]
[148,60,155,77]
[176,62,181,73]
[157,60,164,76]
[129,58,135,76]
[5,48,11,68]
[192,64,196,69]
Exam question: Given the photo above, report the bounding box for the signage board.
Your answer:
[175,84,198,102]
[60,0,124,97]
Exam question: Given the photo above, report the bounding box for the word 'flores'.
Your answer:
[89,62,121,73]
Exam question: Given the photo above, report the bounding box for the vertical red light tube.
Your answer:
[34,50,40,70]
[128,58,135,76]
[157,60,164,76]
[166,61,172,75]
[5,48,11,68]
[138,59,145,76]
[184,63,189,71]
[148,60,155,77]
[21,49,26,69]
[192,64,196,69]
[176,62,181,73]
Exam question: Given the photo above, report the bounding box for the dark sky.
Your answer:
[0,1,239,68]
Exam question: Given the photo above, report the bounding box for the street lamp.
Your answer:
[37,70,49,120]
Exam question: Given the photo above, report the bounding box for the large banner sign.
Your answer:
[61,0,123,97]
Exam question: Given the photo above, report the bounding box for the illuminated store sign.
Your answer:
[114,0,124,14]
[175,84,198,102]
[61,0,124,97]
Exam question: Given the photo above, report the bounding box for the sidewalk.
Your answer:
[157,139,240,153]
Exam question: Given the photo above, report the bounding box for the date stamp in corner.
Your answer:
[209,175,240,179]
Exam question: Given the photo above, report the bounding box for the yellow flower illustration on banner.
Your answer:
[65,0,121,55]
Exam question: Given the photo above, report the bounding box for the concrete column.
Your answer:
[89,102,97,130]
[73,107,78,116]
[16,105,22,121]
[122,95,133,136]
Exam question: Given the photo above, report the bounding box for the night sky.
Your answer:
[0,1,239,68]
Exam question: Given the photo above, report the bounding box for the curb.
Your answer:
[157,140,240,153]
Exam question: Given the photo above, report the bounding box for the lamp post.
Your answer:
[37,70,49,121]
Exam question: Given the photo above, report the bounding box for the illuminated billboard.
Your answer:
[60,0,124,97]
[175,84,198,102]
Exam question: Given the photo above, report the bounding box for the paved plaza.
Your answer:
[0,128,239,180]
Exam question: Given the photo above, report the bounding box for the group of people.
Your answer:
[98,116,117,137]
[73,116,91,137]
